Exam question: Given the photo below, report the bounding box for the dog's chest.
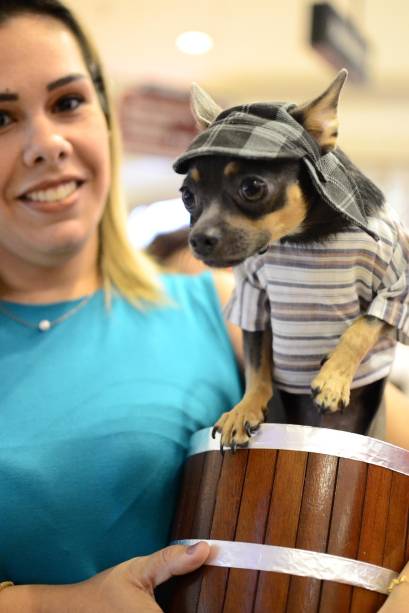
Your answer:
[252,234,376,319]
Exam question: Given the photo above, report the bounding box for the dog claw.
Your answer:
[339,400,347,413]
[314,400,329,415]
[245,422,260,438]
[212,426,219,439]
[219,439,225,456]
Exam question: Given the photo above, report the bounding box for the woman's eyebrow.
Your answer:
[47,73,87,91]
[0,74,87,101]
[0,92,17,102]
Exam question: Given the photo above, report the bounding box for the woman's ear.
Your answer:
[190,82,223,130]
[290,69,348,152]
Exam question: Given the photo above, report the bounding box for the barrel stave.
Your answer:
[223,450,278,612]
[286,453,338,611]
[319,458,368,611]
[254,450,308,611]
[383,471,409,570]
[350,465,393,612]
[197,450,249,613]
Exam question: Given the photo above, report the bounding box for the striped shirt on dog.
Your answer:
[225,205,409,394]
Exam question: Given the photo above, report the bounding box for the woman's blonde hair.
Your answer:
[1,0,164,306]
[97,61,164,306]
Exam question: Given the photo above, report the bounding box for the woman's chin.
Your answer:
[32,226,98,263]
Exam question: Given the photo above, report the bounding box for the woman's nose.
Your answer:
[22,119,73,167]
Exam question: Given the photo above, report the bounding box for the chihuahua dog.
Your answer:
[173,70,408,451]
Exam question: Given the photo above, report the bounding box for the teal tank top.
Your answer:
[0,273,242,584]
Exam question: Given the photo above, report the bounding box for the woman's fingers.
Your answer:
[130,541,211,591]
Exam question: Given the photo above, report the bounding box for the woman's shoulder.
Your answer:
[158,270,242,361]
[156,271,228,336]
[159,271,220,311]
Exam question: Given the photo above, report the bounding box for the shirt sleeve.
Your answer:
[367,222,409,344]
[224,260,270,331]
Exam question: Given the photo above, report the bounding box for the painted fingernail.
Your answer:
[186,542,202,555]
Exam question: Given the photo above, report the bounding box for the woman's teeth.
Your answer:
[25,181,78,203]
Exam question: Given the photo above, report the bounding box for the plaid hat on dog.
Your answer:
[173,102,380,241]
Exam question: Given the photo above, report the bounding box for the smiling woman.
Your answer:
[0,2,243,612]
[0,12,110,297]
[0,1,162,306]
[0,4,406,613]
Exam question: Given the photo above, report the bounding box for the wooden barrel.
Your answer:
[163,424,409,613]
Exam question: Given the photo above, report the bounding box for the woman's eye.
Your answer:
[0,111,13,130]
[181,187,195,212]
[53,95,85,113]
[239,177,266,201]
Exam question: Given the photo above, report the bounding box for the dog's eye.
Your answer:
[181,187,195,212]
[239,177,266,201]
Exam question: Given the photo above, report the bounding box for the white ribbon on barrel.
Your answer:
[174,539,398,594]
[188,424,409,476]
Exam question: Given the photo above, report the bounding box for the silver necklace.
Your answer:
[0,294,92,332]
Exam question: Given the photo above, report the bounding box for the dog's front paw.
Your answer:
[311,369,350,414]
[212,402,267,452]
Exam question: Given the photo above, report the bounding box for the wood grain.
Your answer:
[223,450,277,613]
[286,453,338,612]
[191,451,224,539]
[254,450,308,612]
[319,458,368,612]
[197,450,249,613]
[383,472,409,571]
[164,453,206,613]
[350,465,393,612]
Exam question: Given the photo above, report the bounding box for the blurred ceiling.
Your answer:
[65,0,409,206]
[65,0,409,165]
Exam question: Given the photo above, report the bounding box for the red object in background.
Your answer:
[118,84,199,157]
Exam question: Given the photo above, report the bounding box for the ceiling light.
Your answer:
[176,31,213,55]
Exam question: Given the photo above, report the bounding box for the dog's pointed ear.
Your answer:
[290,69,348,152]
[190,82,222,129]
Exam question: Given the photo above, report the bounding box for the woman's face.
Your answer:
[0,14,111,268]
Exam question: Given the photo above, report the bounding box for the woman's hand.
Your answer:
[0,542,210,612]
[80,541,209,612]
[378,560,409,612]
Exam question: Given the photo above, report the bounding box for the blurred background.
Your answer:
[65,0,409,213]
[66,0,409,392]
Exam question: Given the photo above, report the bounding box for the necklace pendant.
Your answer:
[38,319,51,332]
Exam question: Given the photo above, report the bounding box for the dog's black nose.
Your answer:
[190,231,220,256]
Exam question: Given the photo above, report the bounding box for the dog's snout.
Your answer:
[190,229,221,256]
